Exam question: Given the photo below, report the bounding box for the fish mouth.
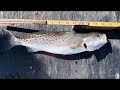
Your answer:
[82,42,101,51]
[82,42,89,51]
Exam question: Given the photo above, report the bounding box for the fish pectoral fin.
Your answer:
[69,45,81,49]
[26,47,40,52]
[68,45,87,54]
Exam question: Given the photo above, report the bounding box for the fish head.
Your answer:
[82,33,108,51]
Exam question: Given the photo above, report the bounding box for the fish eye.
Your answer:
[97,34,100,37]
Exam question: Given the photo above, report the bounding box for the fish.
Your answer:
[0,29,108,55]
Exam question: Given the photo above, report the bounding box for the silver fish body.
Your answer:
[0,29,108,55]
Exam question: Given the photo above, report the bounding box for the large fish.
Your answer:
[0,29,108,55]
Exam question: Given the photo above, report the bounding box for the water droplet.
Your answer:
[30,66,32,69]
[36,57,38,59]
[115,73,119,79]
[32,70,35,74]
[75,61,78,65]
[75,70,77,72]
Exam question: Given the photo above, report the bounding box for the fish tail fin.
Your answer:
[0,29,20,52]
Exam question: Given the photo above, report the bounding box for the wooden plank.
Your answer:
[0,19,120,27]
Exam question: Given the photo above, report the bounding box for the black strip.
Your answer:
[73,25,120,33]
[6,26,40,33]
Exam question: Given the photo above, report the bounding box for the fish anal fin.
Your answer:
[26,47,40,52]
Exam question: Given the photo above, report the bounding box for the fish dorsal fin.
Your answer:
[72,30,77,34]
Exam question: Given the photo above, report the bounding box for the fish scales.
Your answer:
[14,31,83,47]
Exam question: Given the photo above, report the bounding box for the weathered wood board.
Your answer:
[0,11,120,79]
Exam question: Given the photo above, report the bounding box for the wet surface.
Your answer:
[0,11,120,79]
